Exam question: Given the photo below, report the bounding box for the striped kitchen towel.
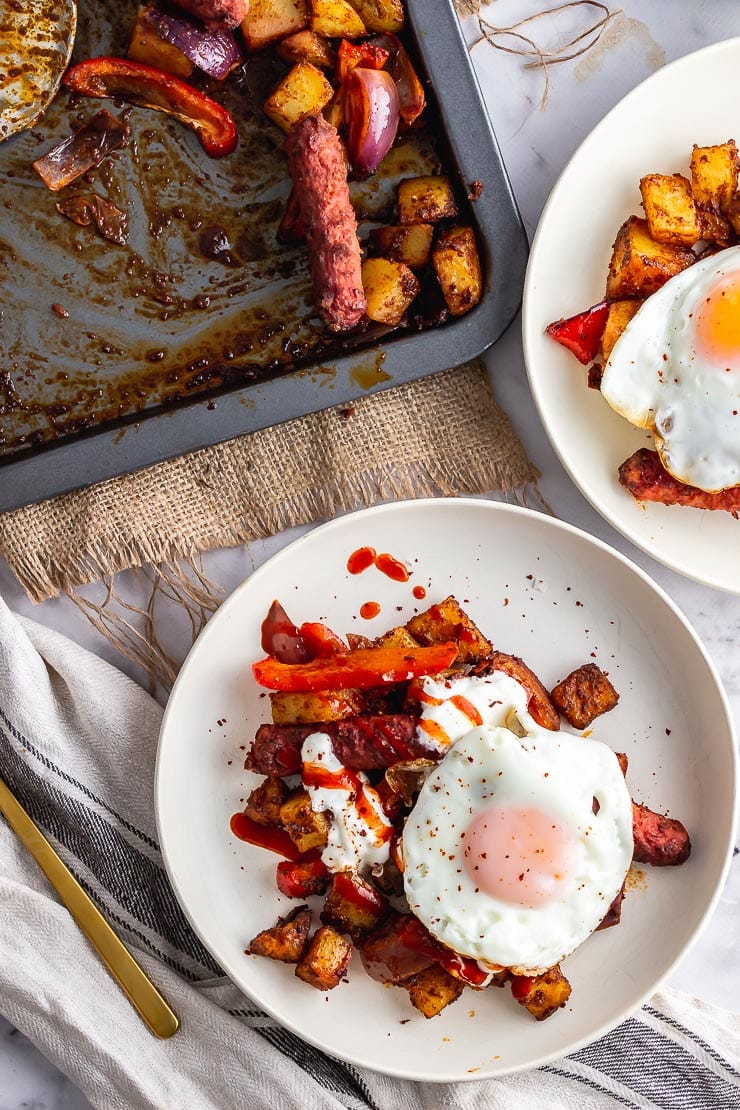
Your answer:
[0,596,738,1110]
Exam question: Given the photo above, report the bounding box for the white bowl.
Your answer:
[523,38,740,593]
[156,499,736,1080]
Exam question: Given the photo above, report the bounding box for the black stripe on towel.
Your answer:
[256,1025,378,1109]
[643,1004,740,1082]
[573,1017,740,1109]
[0,723,221,979]
[0,706,159,851]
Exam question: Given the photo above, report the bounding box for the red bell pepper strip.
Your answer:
[336,38,390,85]
[298,622,348,658]
[276,856,330,898]
[252,642,458,692]
[545,300,609,365]
[62,57,237,158]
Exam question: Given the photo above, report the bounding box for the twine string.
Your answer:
[455,0,621,107]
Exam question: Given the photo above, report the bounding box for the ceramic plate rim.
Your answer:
[155,498,738,1081]
[522,37,740,594]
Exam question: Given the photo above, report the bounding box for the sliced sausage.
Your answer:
[632,802,691,866]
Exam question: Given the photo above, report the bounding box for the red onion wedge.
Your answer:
[345,67,399,179]
[143,7,242,80]
[371,33,425,126]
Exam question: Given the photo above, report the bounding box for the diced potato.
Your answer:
[280,789,330,853]
[690,140,739,211]
[361,258,420,326]
[373,626,420,650]
[605,216,694,299]
[128,6,194,77]
[249,905,312,963]
[264,61,334,132]
[320,872,388,939]
[639,173,700,247]
[369,224,434,270]
[277,29,335,69]
[406,595,491,664]
[241,0,309,51]
[347,0,404,32]
[512,966,572,1021]
[550,662,619,730]
[406,964,465,1019]
[311,0,366,39]
[599,299,641,363]
[433,226,483,317]
[295,925,353,990]
[270,689,364,724]
[244,776,289,826]
[397,175,458,225]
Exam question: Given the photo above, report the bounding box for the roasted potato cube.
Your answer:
[249,905,312,963]
[406,595,491,664]
[512,966,572,1021]
[362,258,420,326]
[551,663,619,730]
[406,964,465,1019]
[264,61,334,132]
[639,173,701,247]
[690,140,739,211]
[398,175,458,225]
[605,216,694,299]
[270,689,364,724]
[433,226,483,317]
[128,6,194,77]
[295,925,352,990]
[244,776,289,826]
[369,224,434,270]
[280,789,330,852]
[242,0,309,51]
[373,625,420,650]
[599,299,641,363]
[277,29,335,69]
[347,0,404,32]
[311,0,366,38]
[321,871,388,939]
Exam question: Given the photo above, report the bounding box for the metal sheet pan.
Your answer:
[0,0,527,513]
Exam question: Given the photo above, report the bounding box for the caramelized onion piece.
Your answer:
[56,193,128,245]
[32,110,129,192]
[384,758,437,806]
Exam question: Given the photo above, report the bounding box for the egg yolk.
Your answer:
[463,805,577,908]
[696,272,740,365]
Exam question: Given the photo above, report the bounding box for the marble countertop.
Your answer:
[2,1,739,1106]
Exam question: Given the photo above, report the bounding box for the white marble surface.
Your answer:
[2,2,740,1106]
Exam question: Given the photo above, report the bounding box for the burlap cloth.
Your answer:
[0,361,538,679]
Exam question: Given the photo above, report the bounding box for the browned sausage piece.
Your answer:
[632,802,691,866]
[286,113,367,332]
[619,448,740,516]
[246,714,437,776]
[551,663,619,730]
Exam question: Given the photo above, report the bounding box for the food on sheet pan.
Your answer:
[236,594,691,1020]
[33,0,483,339]
[546,139,740,513]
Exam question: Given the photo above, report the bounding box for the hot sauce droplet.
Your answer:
[412,585,426,600]
[347,546,376,574]
[360,601,381,619]
[375,552,410,582]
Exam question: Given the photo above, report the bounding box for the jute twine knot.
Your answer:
[453,0,621,108]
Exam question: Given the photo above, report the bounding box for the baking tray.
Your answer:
[0,0,527,513]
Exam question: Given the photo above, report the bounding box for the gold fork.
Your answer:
[0,774,179,1039]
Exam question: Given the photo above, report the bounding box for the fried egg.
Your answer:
[601,247,740,492]
[402,690,633,973]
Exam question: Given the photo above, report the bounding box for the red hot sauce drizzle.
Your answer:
[412,585,426,600]
[360,601,381,619]
[347,547,376,574]
[375,552,410,582]
[230,812,302,860]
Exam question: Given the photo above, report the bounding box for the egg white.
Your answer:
[601,247,740,493]
[402,716,633,973]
